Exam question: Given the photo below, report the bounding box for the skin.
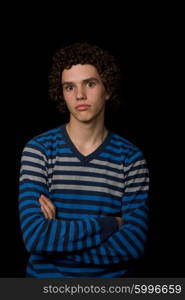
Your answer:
[39,64,123,228]
[62,64,109,124]
[62,64,110,156]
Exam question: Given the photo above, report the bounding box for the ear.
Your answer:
[105,93,111,101]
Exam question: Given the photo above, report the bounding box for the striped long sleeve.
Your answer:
[65,151,149,265]
[18,140,118,254]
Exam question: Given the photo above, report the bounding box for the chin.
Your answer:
[71,109,104,124]
[73,112,94,123]
[77,117,94,123]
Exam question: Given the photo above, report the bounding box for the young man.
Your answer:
[18,42,149,278]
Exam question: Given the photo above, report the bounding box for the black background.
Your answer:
[1,6,184,277]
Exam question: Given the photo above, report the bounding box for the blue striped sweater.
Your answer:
[18,125,149,278]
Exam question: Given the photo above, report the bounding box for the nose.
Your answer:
[76,86,87,100]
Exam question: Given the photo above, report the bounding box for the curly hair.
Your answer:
[48,42,122,113]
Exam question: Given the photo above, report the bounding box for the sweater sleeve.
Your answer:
[65,151,149,265]
[18,140,118,254]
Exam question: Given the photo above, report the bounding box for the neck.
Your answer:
[66,117,107,148]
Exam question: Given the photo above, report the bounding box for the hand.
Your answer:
[115,216,124,228]
[39,194,56,219]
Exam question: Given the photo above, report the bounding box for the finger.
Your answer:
[40,200,55,219]
[39,194,50,202]
[39,195,56,219]
[41,205,49,219]
[42,203,54,219]
[115,217,124,227]
[41,204,54,220]
[40,195,56,215]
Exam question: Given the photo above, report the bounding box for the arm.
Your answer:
[18,140,118,254]
[65,151,149,265]
[39,195,123,229]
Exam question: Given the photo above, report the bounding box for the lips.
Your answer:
[75,104,91,111]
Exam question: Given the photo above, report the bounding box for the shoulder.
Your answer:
[110,131,145,164]
[23,125,65,155]
[32,125,63,143]
[110,131,142,154]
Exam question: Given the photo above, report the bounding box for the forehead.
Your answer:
[61,64,101,83]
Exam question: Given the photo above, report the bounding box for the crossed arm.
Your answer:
[39,194,124,228]
[39,189,148,266]
[19,140,149,264]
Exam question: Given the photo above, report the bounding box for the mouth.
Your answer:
[75,104,91,111]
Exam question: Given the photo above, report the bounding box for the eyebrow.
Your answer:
[62,77,100,86]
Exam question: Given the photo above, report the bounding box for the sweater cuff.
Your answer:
[99,217,119,241]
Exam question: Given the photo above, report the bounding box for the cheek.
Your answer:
[96,91,107,106]
[63,93,73,105]
[90,88,107,101]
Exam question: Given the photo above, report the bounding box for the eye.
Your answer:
[87,81,96,88]
[64,85,74,92]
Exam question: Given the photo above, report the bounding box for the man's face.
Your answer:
[61,64,109,123]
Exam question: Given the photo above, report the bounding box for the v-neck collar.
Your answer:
[61,124,112,163]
